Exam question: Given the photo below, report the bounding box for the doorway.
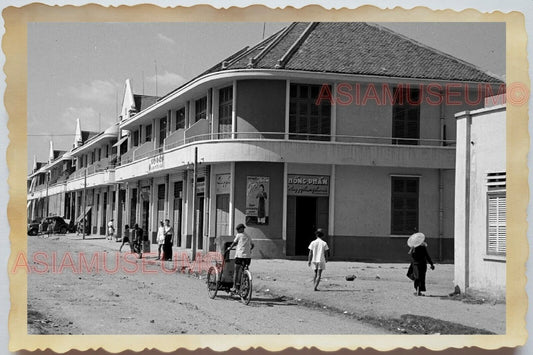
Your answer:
[287,196,329,256]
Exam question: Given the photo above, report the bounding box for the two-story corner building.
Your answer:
[111,22,503,261]
[454,95,507,299]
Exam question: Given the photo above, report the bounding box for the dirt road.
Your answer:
[26,235,388,335]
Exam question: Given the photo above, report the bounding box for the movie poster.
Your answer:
[245,176,269,225]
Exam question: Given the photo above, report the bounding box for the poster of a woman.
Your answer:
[245,176,270,225]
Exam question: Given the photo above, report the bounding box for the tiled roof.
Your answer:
[134,94,159,111]
[81,130,99,143]
[203,22,502,83]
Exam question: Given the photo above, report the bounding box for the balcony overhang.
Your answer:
[66,170,116,190]
[115,139,455,181]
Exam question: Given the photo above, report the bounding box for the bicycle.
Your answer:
[207,247,253,305]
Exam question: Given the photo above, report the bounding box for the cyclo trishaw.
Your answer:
[206,236,253,305]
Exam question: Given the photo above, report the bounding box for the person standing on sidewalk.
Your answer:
[163,219,174,261]
[107,219,115,241]
[132,224,143,259]
[308,228,329,291]
[226,223,254,292]
[119,225,132,252]
[407,232,435,296]
[156,221,165,260]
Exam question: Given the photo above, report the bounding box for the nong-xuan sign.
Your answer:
[287,174,329,196]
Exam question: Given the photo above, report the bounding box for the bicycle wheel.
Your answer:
[239,270,252,305]
[207,266,219,299]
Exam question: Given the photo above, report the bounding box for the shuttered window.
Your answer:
[487,193,506,255]
[392,87,420,145]
[195,96,207,122]
[176,108,185,130]
[218,86,232,138]
[289,83,331,141]
[391,176,419,235]
[487,172,506,255]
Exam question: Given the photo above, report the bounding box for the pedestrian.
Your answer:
[107,219,115,241]
[47,219,54,238]
[163,219,174,261]
[132,224,143,259]
[307,228,329,291]
[119,224,132,252]
[226,223,254,292]
[156,221,165,260]
[407,232,435,296]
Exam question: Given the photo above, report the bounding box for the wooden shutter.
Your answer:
[488,193,506,254]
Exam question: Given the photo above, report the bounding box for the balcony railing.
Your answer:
[116,128,455,167]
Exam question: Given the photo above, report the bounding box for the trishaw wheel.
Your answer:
[240,270,252,305]
[207,267,219,299]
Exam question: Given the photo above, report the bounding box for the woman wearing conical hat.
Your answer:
[407,233,435,296]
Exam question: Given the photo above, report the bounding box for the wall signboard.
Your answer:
[216,174,231,194]
[148,154,165,172]
[287,174,330,196]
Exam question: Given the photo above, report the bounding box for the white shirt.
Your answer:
[157,226,165,244]
[308,238,329,263]
[233,232,253,258]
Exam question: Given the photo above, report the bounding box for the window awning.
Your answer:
[75,206,92,223]
[112,136,128,148]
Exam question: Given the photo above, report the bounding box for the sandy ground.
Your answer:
[251,260,505,334]
[26,234,387,335]
[25,233,505,335]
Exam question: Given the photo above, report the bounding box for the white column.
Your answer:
[282,162,288,241]
[228,162,235,235]
[454,111,471,292]
[328,164,336,255]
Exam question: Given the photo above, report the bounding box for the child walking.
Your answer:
[308,228,329,291]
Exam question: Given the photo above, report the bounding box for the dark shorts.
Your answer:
[234,258,251,267]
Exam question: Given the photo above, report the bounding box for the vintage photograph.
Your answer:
[13,6,522,350]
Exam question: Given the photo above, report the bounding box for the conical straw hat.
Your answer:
[407,232,426,248]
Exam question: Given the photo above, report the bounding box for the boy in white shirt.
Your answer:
[226,223,254,292]
[308,228,329,291]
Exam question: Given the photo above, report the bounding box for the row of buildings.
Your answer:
[27,22,506,296]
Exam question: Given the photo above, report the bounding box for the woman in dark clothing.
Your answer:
[409,242,435,296]
[163,219,174,261]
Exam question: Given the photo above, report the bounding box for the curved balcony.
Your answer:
[115,129,456,181]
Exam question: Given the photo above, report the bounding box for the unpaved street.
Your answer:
[25,235,388,335]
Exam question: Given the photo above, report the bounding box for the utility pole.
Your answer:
[45,171,50,217]
[82,169,87,240]
[191,147,198,261]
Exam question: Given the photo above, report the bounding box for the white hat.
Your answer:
[407,232,426,248]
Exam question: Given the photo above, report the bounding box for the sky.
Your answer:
[27,22,505,172]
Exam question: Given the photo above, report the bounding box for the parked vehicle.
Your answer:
[27,216,70,235]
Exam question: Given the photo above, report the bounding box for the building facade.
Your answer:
[28,22,504,262]
[454,96,506,299]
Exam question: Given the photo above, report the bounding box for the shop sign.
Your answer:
[216,174,231,194]
[148,154,164,172]
[287,174,329,196]
[196,179,205,194]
